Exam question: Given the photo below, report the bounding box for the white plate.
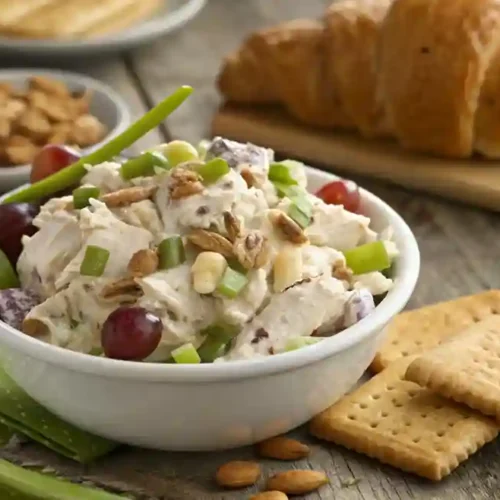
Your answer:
[0,69,131,192]
[0,0,206,59]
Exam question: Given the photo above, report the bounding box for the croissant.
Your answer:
[217,0,500,159]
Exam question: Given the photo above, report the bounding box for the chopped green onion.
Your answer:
[72,186,100,209]
[343,241,391,275]
[285,336,322,352]
[0,249,19,289]
[158,236,186,270]
[172,343,201,364]
[120,151,169,180]
[197,158,230,184]
[3,86,193,204]
[163,140,199,167]
[288,202,311,229]
[216,267,249,299]
[269,162,298,185]
[197,336,227,362]
[79,245,110,277]
[201,323,240,343]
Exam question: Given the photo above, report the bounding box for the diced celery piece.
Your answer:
[79,246,110,277]
[197,337,227,363]
[197,158,230,184]
[72,186,100,209]
[0,249,19,289]
[273,182,303,199]
[285,336,322,352]
[269,163,298,185]
[89,347,104,357]
[216,267,249,299]
[343,241,391,275]
[288,202,311,229]
[172,343,201,364]
[200,323,240,343]
[158,236,186,270]
[120,151,169,180]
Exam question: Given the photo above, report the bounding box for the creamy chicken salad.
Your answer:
[0,137,398,364]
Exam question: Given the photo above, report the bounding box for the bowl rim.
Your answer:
[0,167,420,382]
[0,68,132,179]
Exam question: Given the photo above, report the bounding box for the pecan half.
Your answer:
[22,318,48,337]
[101,277,142,301]
[268,210,308,245]
[187,229,233,257]
[234,231,270,270]
[169,167,204,200]
[128,249,159,277]
[223,211,242,242]
[100,185,157,208]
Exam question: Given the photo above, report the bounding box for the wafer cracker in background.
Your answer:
[370,291,500,373]
[405,315,500,422]
[310,357,498,481]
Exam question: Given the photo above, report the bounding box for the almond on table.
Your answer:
[215,460,261,489]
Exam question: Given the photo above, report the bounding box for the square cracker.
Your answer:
[405,315,500,422]
[371,290,500,373]
[310,357,498,481]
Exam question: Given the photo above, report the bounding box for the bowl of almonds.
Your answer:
[0,69,131,191]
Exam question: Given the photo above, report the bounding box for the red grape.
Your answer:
[315,180,361,213]
[30,145,81,184]
[0,203,39,267]
[101,306,162,361]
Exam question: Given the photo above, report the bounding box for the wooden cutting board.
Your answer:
[212,104,500,212]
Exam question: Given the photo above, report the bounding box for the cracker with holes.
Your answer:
[371,290,500,373]
[405,315,500,422]
[310,357,498,481]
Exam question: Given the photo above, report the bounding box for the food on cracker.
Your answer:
[405,315,500,422]
[0,76,107,167]
[371,291,500,373]
[310,357,498,481]
[0,0,162,40]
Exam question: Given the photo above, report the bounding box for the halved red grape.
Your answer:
[0,203,39,267]
[30,145,81,184]
[315,180,361,213]
[101,306,162,361]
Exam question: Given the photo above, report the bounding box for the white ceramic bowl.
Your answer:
[0,167,419,451]
[0,69,131,192]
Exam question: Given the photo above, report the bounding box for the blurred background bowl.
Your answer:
[0,68,131,192]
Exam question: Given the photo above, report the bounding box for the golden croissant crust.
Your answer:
[217,0,500,159]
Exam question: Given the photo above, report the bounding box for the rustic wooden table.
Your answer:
[2,1,500,498]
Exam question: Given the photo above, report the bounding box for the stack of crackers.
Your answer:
[310,291,500,481]
[0,0,162,39]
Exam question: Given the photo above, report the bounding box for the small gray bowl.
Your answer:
[0,68,131,192]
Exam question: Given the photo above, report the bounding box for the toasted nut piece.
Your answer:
[257,436,310,460]
[0,118,11,140]
[47,123,72,145]
[215,461,261,489]
[70,114,107,147]
[22,318,49,337]
[128,249,159,277]
[223,211,242,241]
[250,492,288,500]
[17,109,52,140]
[234,231,270,270]
[5,139,38,165]
[100,185,158,208]
[266,470,328,495]
[69,89,92,116]
[28,90,72,122]
[169,167,204,199]
[191,251,227,294]
[101,277,142,300]
[332,260,353,282]
[273,246,303,293]
[29,76,70,98]
[1,98,26,121]
[268,210,308,245]
[240,166,257,188]
[187,229,234,258]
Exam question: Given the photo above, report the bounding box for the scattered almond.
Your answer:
[250,491,288,500]
[128,249,159,277]
[22,318,49,337]
[266,470,328,495]
[257,437,310,461]
[215,460,261,489]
